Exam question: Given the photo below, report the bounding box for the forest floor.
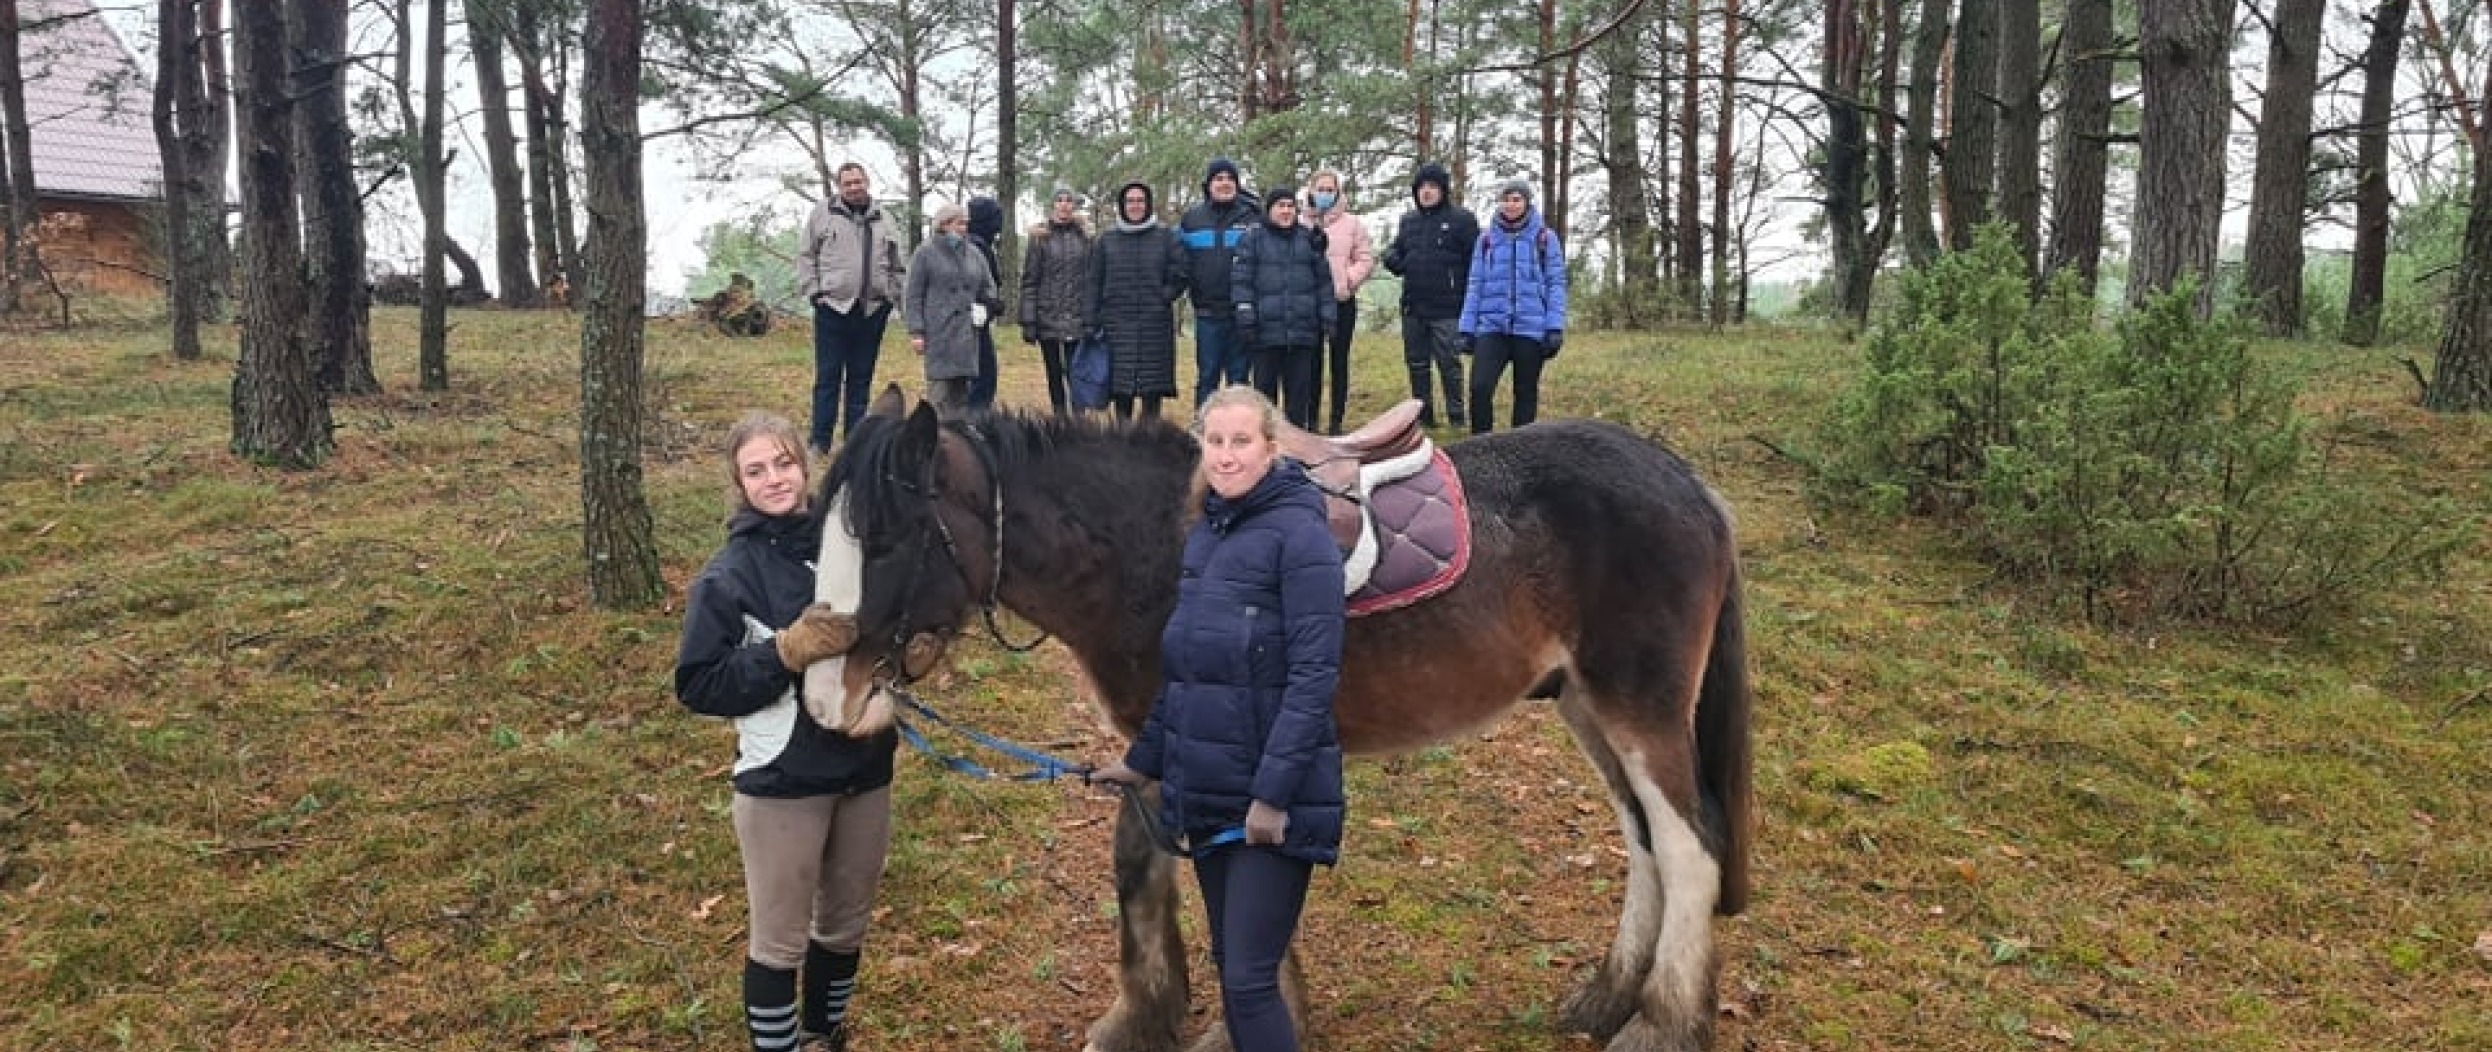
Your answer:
[1,307,2487,1052]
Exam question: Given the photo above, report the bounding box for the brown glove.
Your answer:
[774,604,858,671]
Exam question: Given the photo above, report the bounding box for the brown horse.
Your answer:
[809,391,1753,1052]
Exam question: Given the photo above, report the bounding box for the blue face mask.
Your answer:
[1310,191,1339,212]
[941,231,964,247]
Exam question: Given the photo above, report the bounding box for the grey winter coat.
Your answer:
[1018,219,1094,341]
[905,236,1001,382]
[799,197,908,314]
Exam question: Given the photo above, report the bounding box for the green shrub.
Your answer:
[1814,225,2472,625]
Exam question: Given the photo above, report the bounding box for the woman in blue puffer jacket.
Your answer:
[1458,178,1568,434]
[1094,386,1346,1052]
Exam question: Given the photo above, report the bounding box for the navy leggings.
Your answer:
[1192,845,1314,1052]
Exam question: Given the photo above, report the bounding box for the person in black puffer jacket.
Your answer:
[1380,161,1479,429]
[1087,180,1190,420]
[677,412,898,1052]
[1231,186,1336,429]
[1018,186,1094,413]
[1093,386,1346,1052]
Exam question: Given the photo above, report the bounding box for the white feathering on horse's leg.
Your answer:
[1624,756,1723,1052]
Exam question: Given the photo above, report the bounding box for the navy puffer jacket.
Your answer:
[1123,461,1347,865]
[1231,219,1335,351]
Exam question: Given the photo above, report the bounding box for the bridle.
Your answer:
[874,421,1048,689]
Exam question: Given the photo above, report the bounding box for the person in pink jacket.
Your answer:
[1305,170,1376,435]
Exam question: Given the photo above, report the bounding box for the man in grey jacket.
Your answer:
[799,163,909,452]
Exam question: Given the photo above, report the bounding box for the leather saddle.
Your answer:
[1275,399,1429,550]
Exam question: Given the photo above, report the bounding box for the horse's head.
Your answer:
[810,388,988,726]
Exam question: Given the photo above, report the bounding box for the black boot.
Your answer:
[744,958,799,1052]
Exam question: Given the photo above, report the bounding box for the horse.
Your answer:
[807,388,1753,1052]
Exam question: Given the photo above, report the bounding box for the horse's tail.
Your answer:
[1697,566,1754,916]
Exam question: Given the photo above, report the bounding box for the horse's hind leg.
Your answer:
[1085,784,1191,1052]
[1556,692,1723,1052]
[1553,695,1663,1042]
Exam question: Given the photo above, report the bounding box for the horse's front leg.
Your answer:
[1181,946,1309,1052]
[1086,783,1190,1052]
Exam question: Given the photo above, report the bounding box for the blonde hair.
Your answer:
[1310,169,1345,195]
[722,411,809,518]
[1198,385,1280,441]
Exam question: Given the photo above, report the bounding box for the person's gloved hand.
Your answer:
[1381,243,1405,275]
[970,302,990,328]
[1020,326,1037,345]
[1244,800,1288,845]
[1087,761,1146,787]
[1458,333,1476,356]
[774,604,857,672]
[1543,329,1564,359]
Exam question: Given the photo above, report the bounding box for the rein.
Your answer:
[929,422,1050,654]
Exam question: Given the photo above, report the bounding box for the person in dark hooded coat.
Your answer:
[1086,180,1190,420]
[965,196,1007,411]
[1380,161,1478,429]
[1231,186,1335,429]
[1180,157,1263,406]
[1093,386,1346,1052]
[1018,186,1095,413]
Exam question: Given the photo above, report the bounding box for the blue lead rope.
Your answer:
[889,688,1094,783]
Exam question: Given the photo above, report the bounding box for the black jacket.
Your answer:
[1232,220,1336,350]
[1382,163,1479,321]
[1089,181,1190,398]
[675,507,897,798]
[1179,192,1262,318]
[1019,218,1094,341]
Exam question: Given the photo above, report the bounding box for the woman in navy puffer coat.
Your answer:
[1094,386,1344,1052]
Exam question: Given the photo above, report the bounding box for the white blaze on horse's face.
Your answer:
[1200,404,1276,501]
[803,491,894,737]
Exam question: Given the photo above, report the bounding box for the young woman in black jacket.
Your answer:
[675,412,897,1052]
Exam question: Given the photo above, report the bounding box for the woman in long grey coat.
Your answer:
[1086,180,1189,421]
[905,204,1001,412]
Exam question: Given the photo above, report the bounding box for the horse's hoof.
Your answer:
[1084,1011,1184,1052]
[1601,1015,1712,1052]
[1559,967,1640,1041]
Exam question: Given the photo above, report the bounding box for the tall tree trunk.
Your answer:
[469,0,535,306]
[294,0,376,395]
[2242,0,2325,336]
[1823,0,1874,323]
[229,0,332,467]
[578,0,661,606]
[2127,0,2234,315]
[1407,0,1433,158]
[996,0,1017,292]
[1603,4,1658,327]
[1941,0,1996,249]
[2428,92,2492,412]
[193,0,232,321]
[1538,0,1558,199]
[1553,52,1579,242]
[1708,0,1739,327]
[1674,0,1703,314]
[1899,0,1947,266]
[1993,0,2040,281]
[2343,0,2408,347]
[416,0,450,388]
[522,65,562,298]
[0,0,38,312]
[1868,0,1901,275]
[2045,0,2113,292]
[153,0,202,357]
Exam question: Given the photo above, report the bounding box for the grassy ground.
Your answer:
[1,308,2486,1052]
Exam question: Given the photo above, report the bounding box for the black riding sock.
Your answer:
[802,942,861,1037]
[745,957,799,1052]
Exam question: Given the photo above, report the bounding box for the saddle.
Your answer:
[1277,401,1469,613]
[1275,400,1428,549]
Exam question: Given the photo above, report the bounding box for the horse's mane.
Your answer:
[821,408,1199,544]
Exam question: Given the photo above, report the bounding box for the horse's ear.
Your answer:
[870,384,908,420]
[895,400,944,485]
